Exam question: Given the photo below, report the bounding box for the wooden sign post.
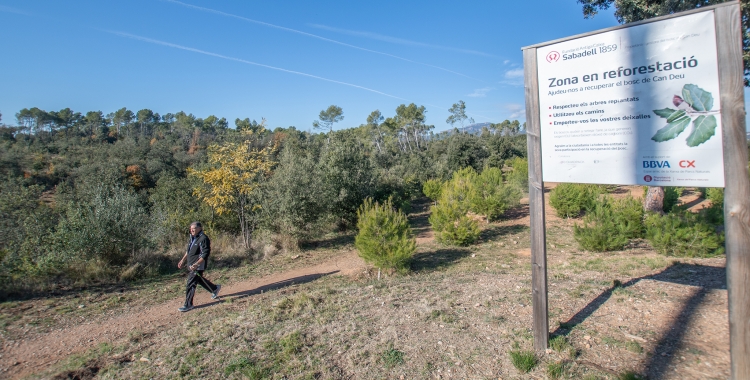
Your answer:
[522,2,749,378]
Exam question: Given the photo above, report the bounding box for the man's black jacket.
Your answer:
[186,232,211,270]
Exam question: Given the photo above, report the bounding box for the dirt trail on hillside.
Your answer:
[0,251,366,379]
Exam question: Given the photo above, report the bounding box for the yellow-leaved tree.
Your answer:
[189,127,276,248]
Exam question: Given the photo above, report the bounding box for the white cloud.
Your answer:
[503,103,525,119]
[467,87,493,98]
[504,68,524,79]
[498,68,525,87]
[503,59,511,65]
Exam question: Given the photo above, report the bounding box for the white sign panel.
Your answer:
[536,11,724,187]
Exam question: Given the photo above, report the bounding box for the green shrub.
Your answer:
[644,210,724,257]
[427,168,482,246]
[505,157,528,191]
[429,200,480,246]
[56,183,152,266]
[611,196,646,239]
[469,167,521,221]
[663,187,683,213]
[441,167,477,208]
[355,198,416,274]
[706,187,723,206]
[320,138,377,228]
[509,350,537,373]
[422,179,442,202]
[701,188,724,225]
[262,146,330,240]
[574,200,629,252]
[573,196,643,252]
[549,183,600,218]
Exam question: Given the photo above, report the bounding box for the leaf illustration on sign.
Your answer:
[652,84,718,146]
[682,84,713,112]
[686,115,718,147]
[652,114,691,142]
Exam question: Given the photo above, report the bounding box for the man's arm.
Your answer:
[189,257,204,271]
[178,252,188,269]
[189,237,210,271]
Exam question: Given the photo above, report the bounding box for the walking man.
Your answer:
[178,222,221,312]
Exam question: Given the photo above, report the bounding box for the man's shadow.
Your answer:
[192,271,339,310]
[550,262,726,378]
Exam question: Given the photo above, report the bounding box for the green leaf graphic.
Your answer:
[686,115,717,147]
[653,108,677,118]
[666,110,687,123]
[682,84,713,112]
[652,115,691,142]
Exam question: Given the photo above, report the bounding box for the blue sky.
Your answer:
[2,1,741,133]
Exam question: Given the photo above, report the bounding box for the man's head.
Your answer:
[190,222,203,236]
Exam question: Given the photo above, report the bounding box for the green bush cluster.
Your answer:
[573,196,643,251]
[663,187,683,213]
[422,179,442,202]
[549,183,601,218]
[355,198,416,274]
[644,210,724,257]
[706,187,723,205]
[428,167,521,245]
[573,189,725,256]
[505,156,528,191]
[429,199,481,246]
[0,101,528,293]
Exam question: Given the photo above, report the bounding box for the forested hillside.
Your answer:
[0,105,526,297]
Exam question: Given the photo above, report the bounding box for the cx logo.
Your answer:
[546,51,560,63]
[679,160,696,168]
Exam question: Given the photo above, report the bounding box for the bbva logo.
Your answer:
[643,161,671,168]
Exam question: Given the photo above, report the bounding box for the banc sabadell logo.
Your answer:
[546,51,560,63]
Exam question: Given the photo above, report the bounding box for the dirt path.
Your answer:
[0,251,366,379]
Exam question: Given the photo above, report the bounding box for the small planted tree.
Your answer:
[428,168,480,245]
[549,183,601,218]
[422,179,442,204]
[573,196,643,252]
[505,156,529,192]
[429,200,481,246]
[644,210,724,257]
[469,167,521,221]
[355,198,416,279]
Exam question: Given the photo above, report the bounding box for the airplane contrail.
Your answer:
[162,0,481,82]
[310,24,496,58]
[105,30,410,101]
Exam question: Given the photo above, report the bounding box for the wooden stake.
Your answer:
[523,47,549,351]
[715,4,750,379]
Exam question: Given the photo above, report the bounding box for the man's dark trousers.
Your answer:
[185,270,217,307]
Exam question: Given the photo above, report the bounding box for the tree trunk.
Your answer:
[644,186,665,214]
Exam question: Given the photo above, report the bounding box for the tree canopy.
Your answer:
[577,0,750,85]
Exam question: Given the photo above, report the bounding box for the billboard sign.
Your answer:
[536,11,724,187]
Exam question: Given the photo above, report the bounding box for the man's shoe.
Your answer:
[211,284,221,300]
[178,305,194,312]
